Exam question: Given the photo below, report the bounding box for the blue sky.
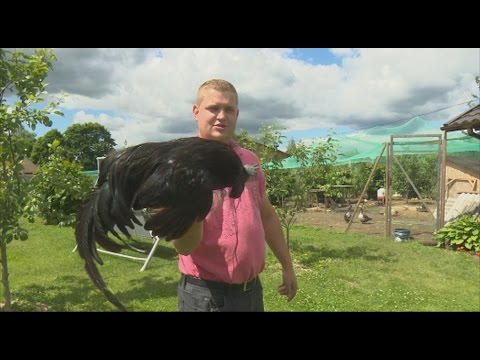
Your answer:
[21,48,479,148]
[289,48,341,65]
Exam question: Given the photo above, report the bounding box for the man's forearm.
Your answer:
[172,220,204,255]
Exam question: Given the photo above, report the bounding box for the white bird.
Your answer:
[416,204,428,212]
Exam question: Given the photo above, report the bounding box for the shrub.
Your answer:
[434,215,480,253]
[27,141,94,226]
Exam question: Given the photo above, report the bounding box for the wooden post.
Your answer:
[393,156,428,204]
[439,131,447,229]
[345,143,386,233]
[385,141,391,237]
[387,137,394,237]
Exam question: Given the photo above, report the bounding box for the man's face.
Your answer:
[193,88,239,143]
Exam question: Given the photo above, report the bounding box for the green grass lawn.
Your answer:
[1,221,479,311]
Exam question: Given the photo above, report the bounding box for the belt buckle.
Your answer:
[243,277,256,292]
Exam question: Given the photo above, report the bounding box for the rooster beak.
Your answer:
[243,164,259,176]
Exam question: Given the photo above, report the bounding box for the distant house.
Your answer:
[440,104,480,223]
[444,156,479,199]
[254,143,289,161]
[20,157,39,181]
[441,104,480,138]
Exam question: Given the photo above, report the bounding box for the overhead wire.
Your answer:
[331,99,477,136]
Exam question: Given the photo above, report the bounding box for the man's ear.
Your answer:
[192,104,199,119]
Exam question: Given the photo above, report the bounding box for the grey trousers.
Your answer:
[178,275,264,312]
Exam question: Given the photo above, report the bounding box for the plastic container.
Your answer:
[393,228,410,242]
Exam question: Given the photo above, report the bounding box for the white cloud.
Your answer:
[330,48,357,57]
[44,48,479,146]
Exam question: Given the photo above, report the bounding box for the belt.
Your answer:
[183,274,258,292]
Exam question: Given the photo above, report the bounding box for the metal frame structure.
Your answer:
[345,135,444,237]
[385,134,443,236]
[72,215,162,272]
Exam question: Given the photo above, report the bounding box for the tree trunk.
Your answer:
[0,241,12,311]
[286,227,290,249]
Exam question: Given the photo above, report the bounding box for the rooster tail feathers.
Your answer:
[75,189,128,311]
[91,185,124,252]
[76,191,104,264]
[84,258,127,312]
[74,137,253,311]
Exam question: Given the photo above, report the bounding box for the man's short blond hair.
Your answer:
[197,79,238,106]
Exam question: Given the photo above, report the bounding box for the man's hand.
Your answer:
[278,267,298,301]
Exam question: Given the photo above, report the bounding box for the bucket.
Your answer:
[393,228,410,242]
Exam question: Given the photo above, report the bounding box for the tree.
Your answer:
[349,162,385,199]
[63,122,116,170]
[28,140,93,226]
[10,128,37,159]
[392,154,437,200]
[0,48,63,311]
[236,126,339,246]
[279,136,339,243]
[468,74,479,107]
[31,128,64,165]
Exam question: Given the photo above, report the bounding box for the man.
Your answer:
[173,79,297,311]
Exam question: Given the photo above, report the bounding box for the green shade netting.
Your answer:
[272,116,479,168]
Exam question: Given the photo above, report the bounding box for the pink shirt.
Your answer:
[178,140,266,284]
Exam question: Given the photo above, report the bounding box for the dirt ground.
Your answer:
[294,199,438,244]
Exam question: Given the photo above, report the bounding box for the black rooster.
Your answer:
[75,137,257,311]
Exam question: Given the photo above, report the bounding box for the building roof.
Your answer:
[444,193,480,223]
[441,104,480,132]
[446,155,480,178]
[21,158,38,174]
